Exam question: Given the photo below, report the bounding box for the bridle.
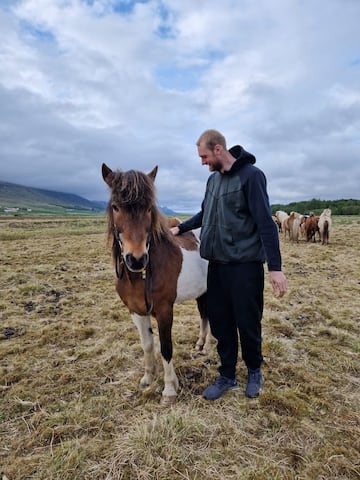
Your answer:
[113,226,153,315]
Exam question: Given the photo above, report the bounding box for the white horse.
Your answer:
[276,210,290,239]
[318,209,332,245]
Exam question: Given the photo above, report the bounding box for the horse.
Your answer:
[305,214,320,242]
[287,211,302,242]
[272,214,282,233]
[102,163,210,403]
[275,210,290,239]
[318,208,332,245]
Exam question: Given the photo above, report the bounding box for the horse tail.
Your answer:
[323,220,329,244]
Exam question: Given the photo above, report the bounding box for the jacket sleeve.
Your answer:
[244,169,282,271]
[178,209,203,234]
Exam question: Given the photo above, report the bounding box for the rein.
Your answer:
[113,226,153,315]
[141,263,153,315]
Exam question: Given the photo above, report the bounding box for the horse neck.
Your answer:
[150,210,175,246]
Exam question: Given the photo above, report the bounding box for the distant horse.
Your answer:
[287,211,302,242]
[318,208,332,245]
[305,214,320,242]
[102,163,210,403]
[272,215,282,233]
[275,210,290,239]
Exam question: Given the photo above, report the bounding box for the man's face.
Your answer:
[197,142,222,172]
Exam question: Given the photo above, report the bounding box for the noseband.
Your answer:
[113,226,153,315]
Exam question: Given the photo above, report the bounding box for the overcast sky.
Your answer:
[1,0,359,212]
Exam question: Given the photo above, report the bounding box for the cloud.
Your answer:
[0,0,359,212]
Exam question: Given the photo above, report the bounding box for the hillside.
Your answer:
[0,181,176,216]
[4,180,357,217]
[271,198,360,215]
[0,180,104,214]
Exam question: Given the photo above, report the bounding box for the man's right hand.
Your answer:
[170,226,180,235]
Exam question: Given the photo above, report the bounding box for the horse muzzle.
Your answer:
[124,252,149,272]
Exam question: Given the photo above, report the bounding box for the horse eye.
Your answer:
[112,204,119,212]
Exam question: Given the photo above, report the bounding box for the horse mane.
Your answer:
[105,169,175,250]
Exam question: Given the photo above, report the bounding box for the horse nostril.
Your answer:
[125,253,149,271]
[125,253,135,267]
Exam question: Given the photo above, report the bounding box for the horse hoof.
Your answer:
[140,380,151,389]
[195,342,204,351]
[139,374,154,388]
[161,395,177,405]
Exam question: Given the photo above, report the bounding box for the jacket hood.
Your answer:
[228,145,256,171]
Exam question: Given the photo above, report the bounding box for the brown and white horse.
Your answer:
[102,163,210,403]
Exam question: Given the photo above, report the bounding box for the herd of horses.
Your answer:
[273,209,332,245]
[102,163,332,403]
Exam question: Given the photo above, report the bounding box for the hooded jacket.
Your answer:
[178,145,282,270]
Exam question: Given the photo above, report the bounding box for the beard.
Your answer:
[208,160,223,172]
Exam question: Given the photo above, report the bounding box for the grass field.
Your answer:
[0,215,359,479]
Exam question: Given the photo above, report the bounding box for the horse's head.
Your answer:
[102,163,158,273]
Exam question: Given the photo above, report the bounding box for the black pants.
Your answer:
[207,261,264,379]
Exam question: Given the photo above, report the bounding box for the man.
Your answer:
[171,129,288,400]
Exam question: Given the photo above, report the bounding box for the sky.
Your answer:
[0,0,359,213]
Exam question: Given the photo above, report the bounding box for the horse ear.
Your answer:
[102,163,114,186]
[148,165,158,182]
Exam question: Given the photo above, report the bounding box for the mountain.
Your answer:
[0,180,104,213]
[0,181,179,216]
[159,205,177,216]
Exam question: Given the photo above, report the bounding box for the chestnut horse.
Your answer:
[102,163,210,403]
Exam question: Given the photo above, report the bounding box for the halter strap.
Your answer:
[141,265,153,315]
[113,226,153,315]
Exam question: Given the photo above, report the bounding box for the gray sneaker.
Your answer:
[245,368,263,398]
[202,376,238,400]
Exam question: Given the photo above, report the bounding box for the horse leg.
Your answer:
[196,293,212,354]
[324,221,329,245]
[131,313,156,388]
[156,309,179,403]
[161,357,178,404]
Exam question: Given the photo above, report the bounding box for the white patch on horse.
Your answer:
[161,358,179,402]
[175,248,208,303]
[131,313,156,387]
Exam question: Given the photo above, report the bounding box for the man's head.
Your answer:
[196,129,227,151]
[196,129,227,172]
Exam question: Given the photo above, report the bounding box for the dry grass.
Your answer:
[1,215,359,480]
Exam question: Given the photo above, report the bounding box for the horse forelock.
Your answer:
[108,169,154,211]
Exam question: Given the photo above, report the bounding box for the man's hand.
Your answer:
[269,271,288,297]
[170,226,180,235]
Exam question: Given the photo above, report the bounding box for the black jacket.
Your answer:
[178,145,282,270]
